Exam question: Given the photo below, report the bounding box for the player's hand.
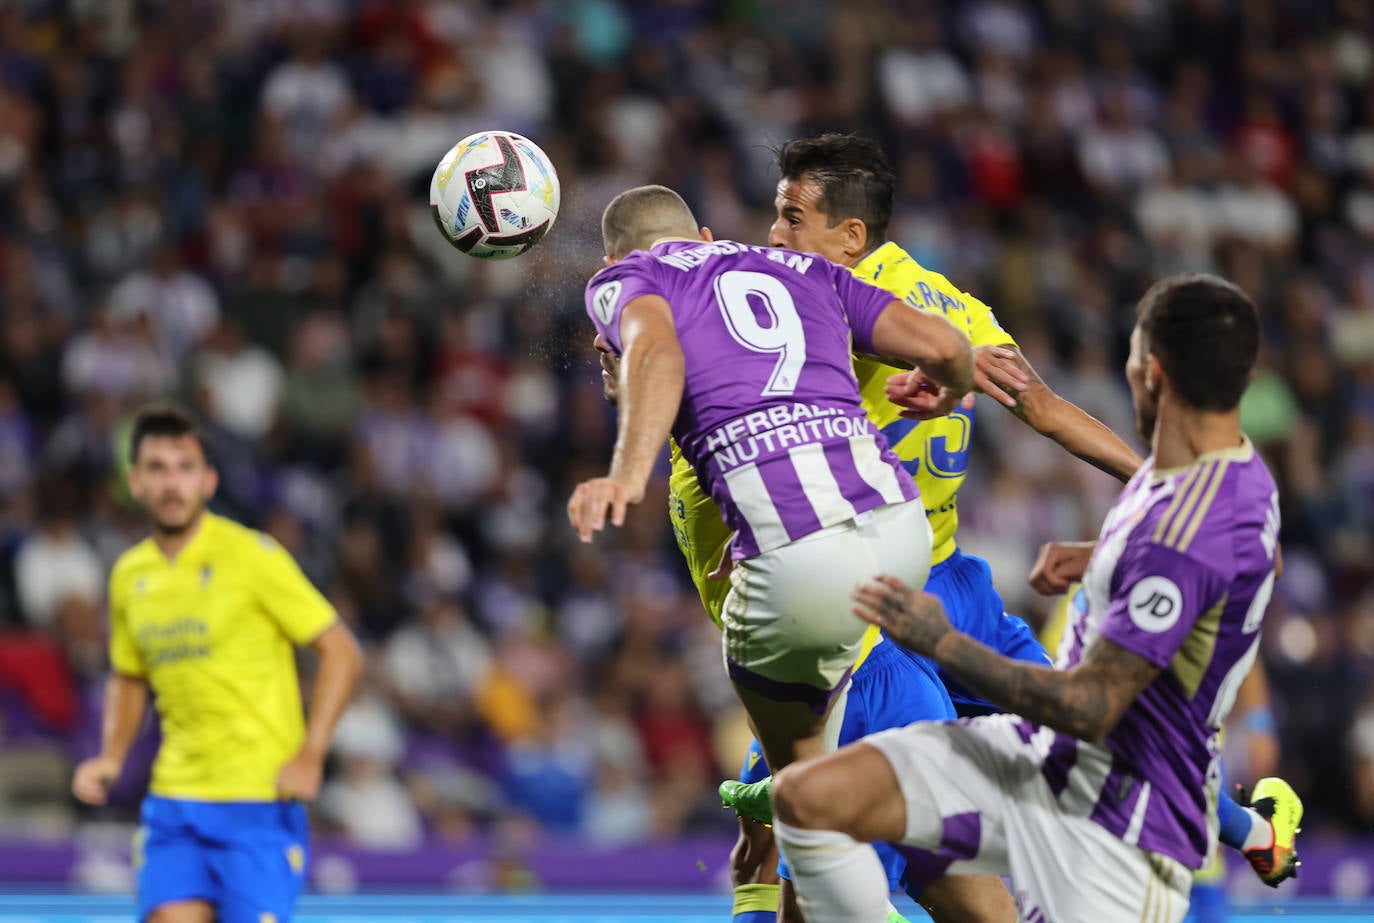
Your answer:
[974,345,1030,408]
[884,370,966,421]
[852,575,952,657]
[276,750,325,802]
[72,754,123,806]
[567,477,644,542]
[1028,541,1097,595]
[707,539,736,581]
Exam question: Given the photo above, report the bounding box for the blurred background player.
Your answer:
[568,183,974,910]
[773,274,1290,923]
[717,132,1142,921]
[71,405,363,923]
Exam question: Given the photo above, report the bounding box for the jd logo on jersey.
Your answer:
[1127,576,1183,634]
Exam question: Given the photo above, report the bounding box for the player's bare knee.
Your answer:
[773,761,843,830]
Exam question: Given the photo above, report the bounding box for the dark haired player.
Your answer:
[72,405,363,923]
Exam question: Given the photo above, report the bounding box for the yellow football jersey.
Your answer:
[850,242,1016,565]
[109,512,337,801]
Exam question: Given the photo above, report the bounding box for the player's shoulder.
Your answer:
[854,243,1008,334]
[110,538,158,586]
[204,513,280,559]
[1133,446,1273,576]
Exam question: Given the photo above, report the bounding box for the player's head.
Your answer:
[1127,274,1260,443]
[128,404,217,535]
[601,185,705,262]
[594,333,620,404]
[768,133,895,267]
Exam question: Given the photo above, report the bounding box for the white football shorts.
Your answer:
[721,498,932,712]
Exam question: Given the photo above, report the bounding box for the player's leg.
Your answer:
[731,817,782,923]
[210,801,309,923]
[728,739,783,923]
[135,797,218,923]
[146,902,215,923]
[772,740,913,923]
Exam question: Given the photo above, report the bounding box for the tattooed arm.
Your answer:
[975,345,1143,483]
[853,577,1160,742]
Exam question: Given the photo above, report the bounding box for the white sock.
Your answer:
[774,821,892,923]
[1240,805,1274,853]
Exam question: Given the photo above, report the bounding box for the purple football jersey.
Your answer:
[585,239,918,558]
[1034,439,1279,869]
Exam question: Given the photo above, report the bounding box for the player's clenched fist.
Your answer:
[568,477,644,542]
[72,754,123,806]
[1027,541,1097,596]
[852,575,953,657]
[883,370,968,420]
[276,751,325,802]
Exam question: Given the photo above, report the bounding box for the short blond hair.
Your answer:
[601,185,698,259]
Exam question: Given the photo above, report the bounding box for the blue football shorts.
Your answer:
[740,638,955,898]
[921,550,1051,715]
[135,795,308,923]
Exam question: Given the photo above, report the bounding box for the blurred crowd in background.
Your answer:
[1,0,1373,854]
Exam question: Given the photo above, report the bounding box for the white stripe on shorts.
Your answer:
[788,442,858,526]
[850,434,909,505]
[723,462,791,551]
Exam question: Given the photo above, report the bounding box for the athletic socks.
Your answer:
[773,821,892,923]
[1217,789,1266,853]
[731,883,779,923]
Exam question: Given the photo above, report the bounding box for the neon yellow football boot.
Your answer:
[1242,777,1303,887]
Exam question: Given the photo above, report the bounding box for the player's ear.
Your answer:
[1145,354,1163,395]
[699,226,714,242]
[842,218,868,258]
[204,465,220,499]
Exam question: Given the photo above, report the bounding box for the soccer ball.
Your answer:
[429,131,561,260]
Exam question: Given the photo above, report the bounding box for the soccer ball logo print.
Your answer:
[1127,576,1184,633]
[430,131,561,260]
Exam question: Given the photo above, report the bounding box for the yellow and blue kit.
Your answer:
[109,512,336,922]
[849,243,1051,713]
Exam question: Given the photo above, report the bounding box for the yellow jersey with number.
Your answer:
[849,242,1016,565]
[108,512,337,801]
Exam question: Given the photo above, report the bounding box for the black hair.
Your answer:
[1137,274,1260,411]
[129,404,211,465]
[775,133,896,246]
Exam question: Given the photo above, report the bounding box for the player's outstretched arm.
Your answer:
[867,300,974,418]
[570,294,685,542]
[854,576,1160,742]
[278,622,363,801]
[72,673,149,805]
[975,345,1143,482]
